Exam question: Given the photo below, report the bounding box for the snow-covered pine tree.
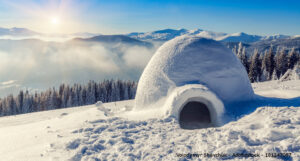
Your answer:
[237,42,243,59]
[271,69,278,80]
[263,46,276,80]
[86,81,96,104]
[51,88,61,109]
[23,90,33,113]
[241,46,249,73]
[260,67,269,82]
[7,95,17,115]
[249,49,261,82]
[16,90,24,114]
[79,87,87,105]
[287,48,299,69]
[232,45,237,55]
[276,49,288,79]
[123,84,129,100]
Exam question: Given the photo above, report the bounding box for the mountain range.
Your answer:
[126,28,295,43]
[0,27,99,41]
[0,27,298,44]
[73,35,153,48]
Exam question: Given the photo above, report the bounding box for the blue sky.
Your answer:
[0,0,299,35]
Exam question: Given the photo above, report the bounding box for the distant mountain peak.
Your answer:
[126,28,191,41]
[73,34,153,48]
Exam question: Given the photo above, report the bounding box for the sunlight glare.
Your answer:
[51,17,60,25]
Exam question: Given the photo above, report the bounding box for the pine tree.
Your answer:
[271,69,278,80]
[287,48,299,69]
[249,49,260,82]
[232,45,237,55]
[241,47,249,73]
[276,49,288,79]
[262,46,276,80]
[7,95,17,115]
[86,81,96,104]
[237,42,243,59]
[16,90,24,114]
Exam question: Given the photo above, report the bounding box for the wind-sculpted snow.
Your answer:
[62,107,300,161]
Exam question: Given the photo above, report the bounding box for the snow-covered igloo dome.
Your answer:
[135,35,254,129]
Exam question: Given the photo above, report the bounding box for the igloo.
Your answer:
[135,35,254,129]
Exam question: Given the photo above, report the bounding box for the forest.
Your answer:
[0,80,136,116]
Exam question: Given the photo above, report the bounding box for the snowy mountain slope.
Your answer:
[73,35,153,47]
[194,30,227,40]
[127,28,190,41]
[218,33,289,43]
[263,34,290,41]
[245,37,300,54]
[218,32,263,43]
[0,80,299,160]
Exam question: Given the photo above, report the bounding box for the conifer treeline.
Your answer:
[231,43,300,82]
[0,80,137,116]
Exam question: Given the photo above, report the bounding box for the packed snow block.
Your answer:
[135,35,254,128]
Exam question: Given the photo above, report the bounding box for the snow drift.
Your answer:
[135,35,254,128]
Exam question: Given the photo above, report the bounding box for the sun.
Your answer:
[50,17,60,25]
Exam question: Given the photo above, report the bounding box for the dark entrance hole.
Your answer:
[179,101,212,129]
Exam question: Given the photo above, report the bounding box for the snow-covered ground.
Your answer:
[0,80,299,161]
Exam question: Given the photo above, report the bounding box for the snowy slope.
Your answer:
[127,28,190,41]
[0,80,299,161]
[195,30,227,40]
[263,34,290,41]
[217,32,263,43]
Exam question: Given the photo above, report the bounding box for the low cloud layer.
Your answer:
[0,39,159,97]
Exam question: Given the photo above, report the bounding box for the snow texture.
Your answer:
[279,65,300,82]
[0,80,299,160]
[65,106,300,161]
[135,35,254,113]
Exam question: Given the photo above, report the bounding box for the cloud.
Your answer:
[48,43,120,73]
[122,46,154,68]
[0,39,159,97]
[1,80,17,86]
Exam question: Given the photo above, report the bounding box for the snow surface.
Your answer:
[0,80,299,160]
[217,32,263,43]
[135,35,254,111]
[194,30,227,40]
[127,28,189,41]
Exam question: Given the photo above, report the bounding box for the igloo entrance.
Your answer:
[179,101,212,129]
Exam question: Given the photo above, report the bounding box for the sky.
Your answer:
[0,0,299,35]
